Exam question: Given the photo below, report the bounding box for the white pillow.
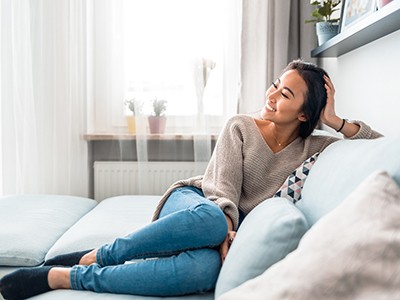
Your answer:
[0,195,96,267]
[219,171,400,300]
[215,198,308,298]
[46,195,161,259]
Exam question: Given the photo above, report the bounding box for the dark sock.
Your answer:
[43,249,94,267]
[0,266,52,299]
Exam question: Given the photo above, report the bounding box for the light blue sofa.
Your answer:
[1,135,400,300]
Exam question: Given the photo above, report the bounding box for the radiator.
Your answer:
[94,161,208,201]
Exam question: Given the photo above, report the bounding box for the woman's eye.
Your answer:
[281,93,289,99]
[271,82,278,89]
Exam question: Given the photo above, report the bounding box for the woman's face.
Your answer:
[260,70,308,126]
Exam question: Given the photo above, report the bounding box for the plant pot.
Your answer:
[148,116,167,134]
[126,116,136,134]
[316,22,339,46]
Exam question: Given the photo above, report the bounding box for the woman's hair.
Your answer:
[283,59,328,139]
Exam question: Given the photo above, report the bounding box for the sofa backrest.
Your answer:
[297,136,400,226]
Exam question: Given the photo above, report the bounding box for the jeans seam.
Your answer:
[123,244,221,261]
[97,247,105,266]
[70,266,77,290]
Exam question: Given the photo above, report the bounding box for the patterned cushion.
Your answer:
[275,153,320,203]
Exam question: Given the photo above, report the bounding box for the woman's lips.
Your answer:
[265,103,276,112]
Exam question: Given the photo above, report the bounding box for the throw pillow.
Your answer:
[275,152,319,203]
[218,171,400,300]
[214,197,308,298]
[298,136,400,226]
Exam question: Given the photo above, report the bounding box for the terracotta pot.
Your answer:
[148,116,167,134]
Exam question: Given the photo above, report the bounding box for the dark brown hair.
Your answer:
[283,59,328,138]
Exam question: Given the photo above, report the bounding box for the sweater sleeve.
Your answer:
[348,120,383,139]
[202,116,244,230]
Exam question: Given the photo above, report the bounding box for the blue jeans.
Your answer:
[70,187,228,296]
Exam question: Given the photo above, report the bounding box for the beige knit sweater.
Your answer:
[152,115,382,230]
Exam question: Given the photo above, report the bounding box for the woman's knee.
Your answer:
[192,202,228,242]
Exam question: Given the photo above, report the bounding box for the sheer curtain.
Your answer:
[239,0,316,114]
[1,0,241,197]
[90,0,242,193]
[1,0,88,196]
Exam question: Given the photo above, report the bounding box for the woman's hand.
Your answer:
[320,75,342,129]
[320,75,360,136]
[219,230,236,263]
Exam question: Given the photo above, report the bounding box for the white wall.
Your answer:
[320,29,400,137]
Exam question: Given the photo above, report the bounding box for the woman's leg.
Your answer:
[96,187,227,266]
[0,187,227,298]
[70,248,221,296]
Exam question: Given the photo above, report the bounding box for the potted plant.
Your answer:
[305,0,342,46]
[148,98,167,134]
[124,98,143,134]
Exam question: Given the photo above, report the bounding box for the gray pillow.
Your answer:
[214,197,308,298]
[0,195,96,266]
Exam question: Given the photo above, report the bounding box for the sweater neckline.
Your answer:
[251,117,302,155]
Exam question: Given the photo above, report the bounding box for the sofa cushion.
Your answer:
[45,196,161,260]
[0,195,96,267]
[298,136,400,225]
[219,171,400,300]
[214,197,308,298]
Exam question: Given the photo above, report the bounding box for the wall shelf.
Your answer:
[311,1,400,57]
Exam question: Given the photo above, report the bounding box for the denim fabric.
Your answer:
[70,186,228,296]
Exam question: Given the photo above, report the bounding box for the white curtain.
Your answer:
[239,0,316,114]
[1,0,241,197]
[1,0,88,196]
[90,0,241,193]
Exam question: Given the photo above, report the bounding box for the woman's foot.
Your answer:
[0,266,53,299]
[44,249,95,267]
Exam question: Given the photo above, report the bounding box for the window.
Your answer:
[91,0,241,133]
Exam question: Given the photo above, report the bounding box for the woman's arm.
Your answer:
[320,75,382,138]
[202,116,245,231]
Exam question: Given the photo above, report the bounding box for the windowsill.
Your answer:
[83,133,219,141]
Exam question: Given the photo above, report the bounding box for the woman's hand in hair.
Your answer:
[320,75,343,130]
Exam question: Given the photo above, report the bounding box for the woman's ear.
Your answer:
[298,113,307,122]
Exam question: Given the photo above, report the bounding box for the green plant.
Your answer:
[151,98,167,117]
[125,98,143,115]
[305,0,341,23]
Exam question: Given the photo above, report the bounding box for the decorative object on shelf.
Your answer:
[124,98,143,134]
[377,0,393,9]
[306,0,342,46]
[341,0,376,32]
[311,0,400,57]
[148,98,167,134]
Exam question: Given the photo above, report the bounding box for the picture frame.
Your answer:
[341,0,377,32]
[338,0,347,33]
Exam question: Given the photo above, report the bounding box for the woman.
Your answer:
[0,60,382,299]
